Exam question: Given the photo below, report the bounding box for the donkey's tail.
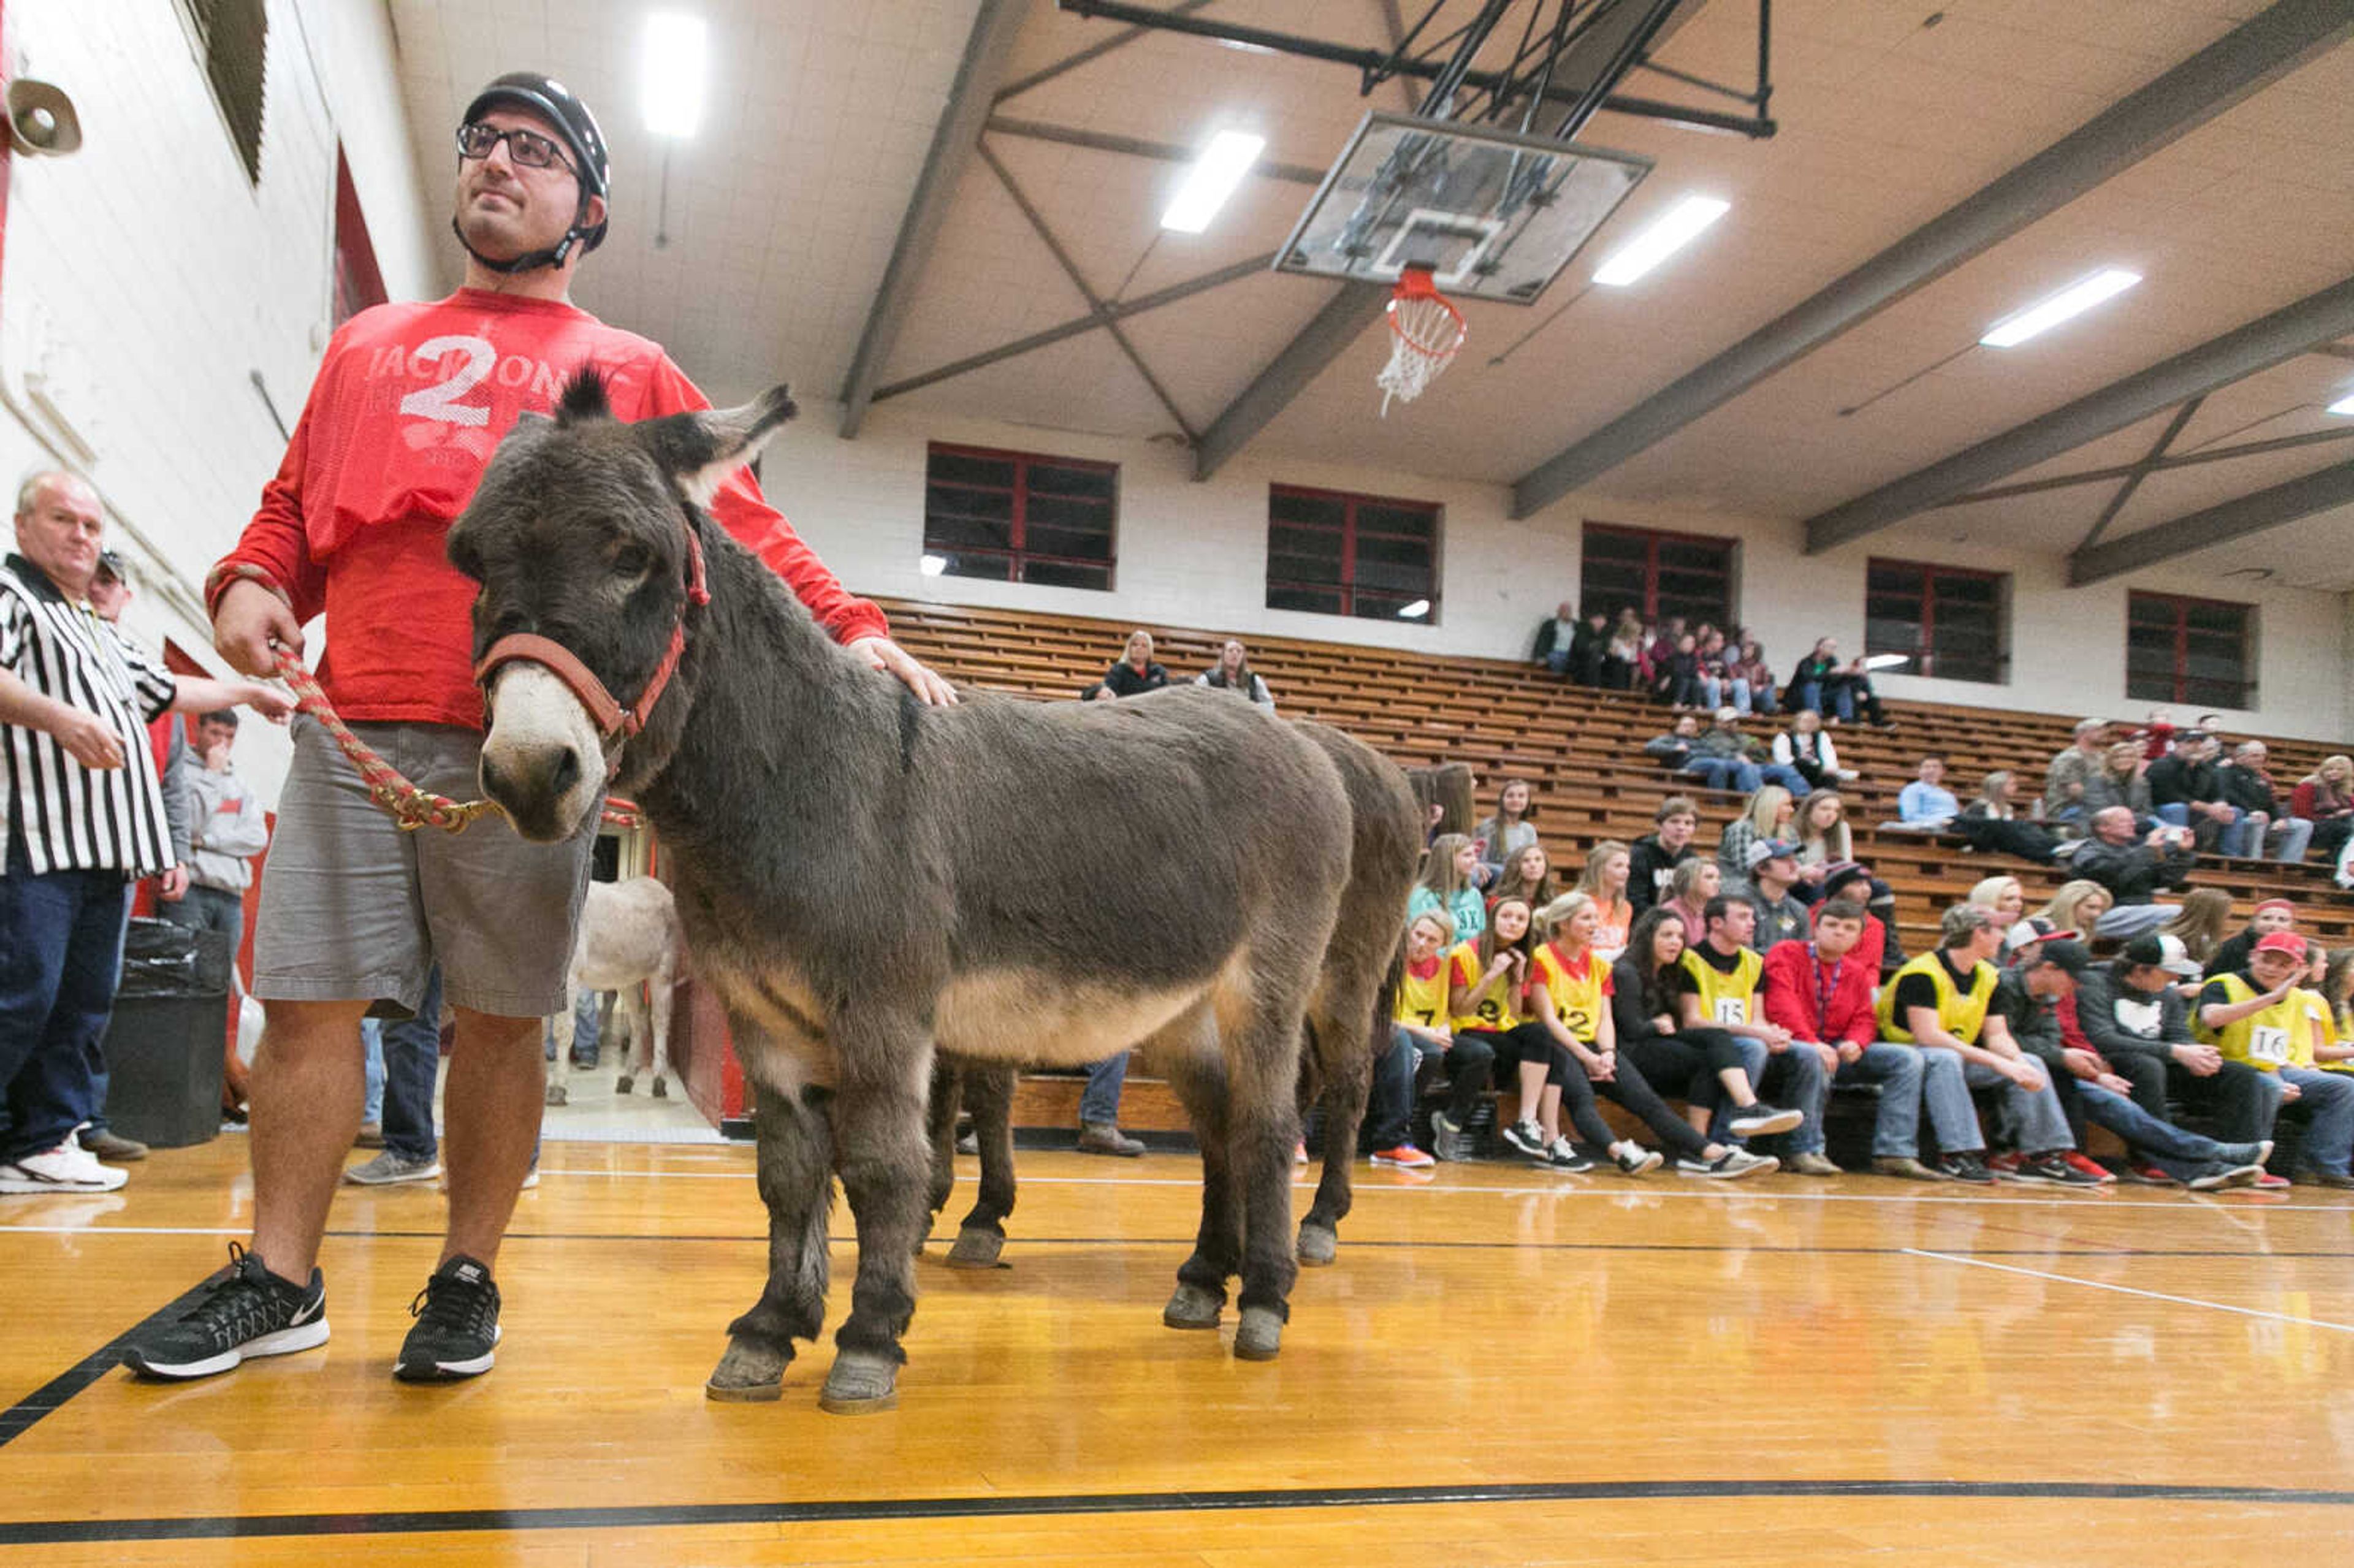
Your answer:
[1373,926,1406,1050]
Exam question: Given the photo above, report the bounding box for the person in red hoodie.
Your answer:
[126,73,950,1388]
[1759,899,1937,1178]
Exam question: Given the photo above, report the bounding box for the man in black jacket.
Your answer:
[2218,740,2314,862]
[2146,731,2240,850]
[2074,934,2283,1183]
[2072,807,2196,939]
[1628,796,1700,916]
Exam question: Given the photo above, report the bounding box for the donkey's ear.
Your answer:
[639,384,799,508]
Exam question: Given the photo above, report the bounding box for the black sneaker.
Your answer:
[121,1243,327,1380]
[1726,1103,1803,1138]
[1935,1152,1995,1185]
[395,1254,502,1382]
[2024,1153,2106,1187]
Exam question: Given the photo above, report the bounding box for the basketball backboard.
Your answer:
[1277,112,1653,305]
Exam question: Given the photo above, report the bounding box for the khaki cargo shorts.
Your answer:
[253,717,596,1019]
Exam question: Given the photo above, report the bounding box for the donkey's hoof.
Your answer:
[705,1338,788,1402]
[615,1074,634,1096]
[1295,1223,1338,1267]
[1233,1306,1284,1362]
[543,1083,568,1108]
[651,1076,669,1099]
[817,1351,899,1414]
[1162,1282,1224,1330]
[945,1227,1004,1269]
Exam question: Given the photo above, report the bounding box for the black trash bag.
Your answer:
[116,917,232,997]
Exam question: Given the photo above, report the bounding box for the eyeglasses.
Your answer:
[456,121,576,177]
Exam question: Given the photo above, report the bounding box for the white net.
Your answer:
[1376,293,1466,416]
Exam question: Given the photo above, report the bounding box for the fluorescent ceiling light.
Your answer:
[1591,195,1729,287]
[1859,652,1908,671]
[1398,599,1431,620]
[2328,391,2354,416]
[1978,267,2141,348]
[1161,131,1265,234]
[919,554,947,577]
[642,13,709,139]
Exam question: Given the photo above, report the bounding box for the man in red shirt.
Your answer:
[126,74,950,1386]
[1759,899,1936,1179]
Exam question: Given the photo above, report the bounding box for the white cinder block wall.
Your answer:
[0,0,436,803]
[766,399,2354,744]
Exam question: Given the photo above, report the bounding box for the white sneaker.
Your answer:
[0,1141,128,1193]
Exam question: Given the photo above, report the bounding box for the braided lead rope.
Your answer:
[208,563,638,836]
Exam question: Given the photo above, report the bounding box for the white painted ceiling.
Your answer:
[385,0,2354,587]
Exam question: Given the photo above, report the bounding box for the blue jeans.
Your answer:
[1680,756,1761,793]
[1544,649,1570,676]
[544,988,606,1067]
[1080,1051,1129,1126]
[0,833,132,1164]
[376,965,444,1162]
[2279,1067,2354,1176]
[1707,1036,1828,1146]
[1756,763,1813,797]
[1795,681,1856,723]
[1925,1054,2074,1153]
[2222,815,2314,863]
[2093,904,2177,942]
[2070,1080,2261,1181]
[1816,1042,1926,1158]
[1696,676,1751,715]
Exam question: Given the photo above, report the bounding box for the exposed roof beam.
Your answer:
[1509,0,2354,520]
[1805,275,2354,552]
[838,0,1030,438]
[2066,459,2354,587]
[2073,395,2203,555]
[994,0,1214,103]
[1943,424,2354,506]
[983,116,1330,184]
[1191,286,1392,480]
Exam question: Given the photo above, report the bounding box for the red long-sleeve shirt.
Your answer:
[215,289,886,730]
[1759,938,1876,1049]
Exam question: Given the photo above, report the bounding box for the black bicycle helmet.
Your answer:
[453,70,611,272]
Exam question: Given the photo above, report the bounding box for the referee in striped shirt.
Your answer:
[1,470,291,1195]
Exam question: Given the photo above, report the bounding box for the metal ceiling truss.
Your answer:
[2068,459,2354,588]
[1945,424,2354,508]
[1509,0,2354,519]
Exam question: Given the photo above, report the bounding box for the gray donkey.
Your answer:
[924,719,1419,1273]
[449,371,1361,1413]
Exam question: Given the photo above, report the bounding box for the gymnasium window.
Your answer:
[1264,485,1441,623]
[331,149,387,325]
[2127,591,2255,709]
[172,0,270,185]
[922,445,1117,592]
[1578,522,1734,628]
[1864,559,2009,684]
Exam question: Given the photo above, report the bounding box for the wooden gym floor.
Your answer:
[2,1137,2352,1566]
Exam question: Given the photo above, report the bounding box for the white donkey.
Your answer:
[546,876,682,1105]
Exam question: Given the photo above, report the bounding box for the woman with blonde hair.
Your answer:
[1794,789,1853,867]
[2293,755,2354,863]
[1409,833,1487,943]
[1716,784,1796,885]
[2159,889,2235,969]
[2036,880,2113,940]
[1659,858,1721,940]
[1967,876,2027,926]
[1577,840,1636,961]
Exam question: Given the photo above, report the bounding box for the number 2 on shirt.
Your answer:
[398,335,496,428]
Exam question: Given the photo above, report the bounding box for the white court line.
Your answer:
[1905,1247,2354,1334]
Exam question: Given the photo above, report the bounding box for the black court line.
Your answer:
[0,1271,224,1453]
[2,1477,2350,1545]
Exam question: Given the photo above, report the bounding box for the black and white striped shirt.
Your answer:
[1,552,177,877]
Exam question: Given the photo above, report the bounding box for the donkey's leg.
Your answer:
[1299,1011,1374,1268]
[820,1035,934,1414]
[647,971,673,1098]
[613,988,637,1096]
[1154,1010,1243,1330]
[709,1083,835,1401]
[947,1064,1017,1269]
[1222,992,1311,1363]
[922,1056,963,1247]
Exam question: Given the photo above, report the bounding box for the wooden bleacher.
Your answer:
[874,595,2354,1136]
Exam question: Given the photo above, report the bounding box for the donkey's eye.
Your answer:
[609,543,654,579]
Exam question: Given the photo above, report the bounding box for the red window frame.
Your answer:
[1578,521,1734,626]
[1264,482,1441,622]
[1865,557,2008,683]
[922,443,1118,590]
[2126,590,2254,709]
[331,147,386,325]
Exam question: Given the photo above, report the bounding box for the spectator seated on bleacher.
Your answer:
[1409,832,1488,943]
[1602,609,1644,691]
[1369,910,1480,1166]
[1471,777,1539,887]
[1967,875,2027,926]
[1759,897,1939,1179]
[1613,907,1805,1155]
[1671,896,1826,1163]
[1875,904,2082,1186]
[1575,840,1636,961]
[1819,861,1900,976]
[1730,639,1779,717]
[1194,637,1275,710]
[1715,784,1797,892]
[2081,741,2155,828]
[2041,719,2109,831]
[2220,740,2314,864]
[2075,933,2282,1187]
[2072,807,2196,940]
[1952,769,2063,863]
[1628,796,1701,916]
[1794,788,1855,876]
[1742,840,1811,950]
[2038,880,2116,946]
[2147,731,2239,850]
[1488,841,1558,909]
[1656,631,1703,709]
[1531,894,1777,1179]
[1085,628,1168,701]
[2340,834,2354,892]
[2291,754,2354,866]
[2158,889,2234,972]
[2209,897,2295,980]
[1772,707,1853,792]
[1785,637,1885,726]
[2195,932,2354,1188]
[1694,629,1753,714]
[1658,858,1721,942]
[1529,600,1581,677]
[1643,712,1701,775]
[1893,755,1960,830]
[1696,709,1810,796]
[1445,894,1560,1165]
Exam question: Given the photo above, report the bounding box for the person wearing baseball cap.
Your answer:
[1977,940,2115,1185]
[1740,838,1808,950]
[2001,916,2081,964]
[2196,931,2354,1187]
[1994,940,2271,1189]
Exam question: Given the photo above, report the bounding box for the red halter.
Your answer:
[472,519,711,744]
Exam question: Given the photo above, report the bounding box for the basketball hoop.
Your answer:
[1376,267,1466,416]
